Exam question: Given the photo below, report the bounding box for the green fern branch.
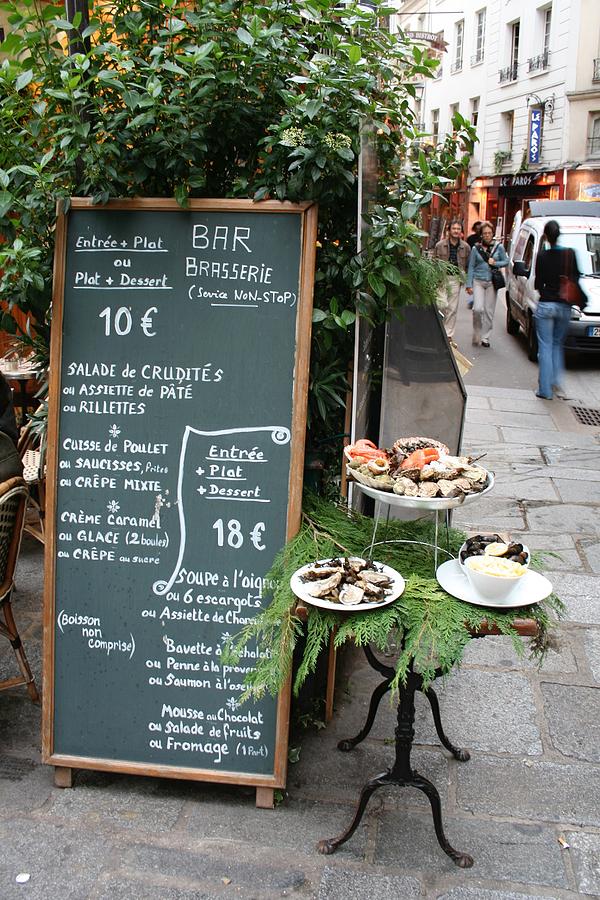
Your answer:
[229,495,564,698]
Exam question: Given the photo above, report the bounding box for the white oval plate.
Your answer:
[290,558,405,613]
[436,559,552,610]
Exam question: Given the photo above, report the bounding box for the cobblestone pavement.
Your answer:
[1,377,600,899]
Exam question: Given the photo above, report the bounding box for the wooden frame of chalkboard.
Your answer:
[42,198,318,806]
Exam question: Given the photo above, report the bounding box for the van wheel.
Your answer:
[506,298,520,336]
[527,316,538,362]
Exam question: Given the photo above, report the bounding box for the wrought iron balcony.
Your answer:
[470,51,484,66]
[587,136,600,157]
[450,59,463,74]
[499,63,519,84]
[528,51,550,73]
[593,58,600,83]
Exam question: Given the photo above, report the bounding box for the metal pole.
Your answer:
[64,0,90,55]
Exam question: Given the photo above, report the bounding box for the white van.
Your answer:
[505,200,600,360]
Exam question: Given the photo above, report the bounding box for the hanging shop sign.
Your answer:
[528,109,543,165]
[405,31,448,52]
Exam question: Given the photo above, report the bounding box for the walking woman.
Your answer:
[533,220,586,400]
[465,221,509,348]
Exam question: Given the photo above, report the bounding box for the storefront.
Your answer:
[468,170,564,244]
[565,166,600,202]
[423,171,469,249]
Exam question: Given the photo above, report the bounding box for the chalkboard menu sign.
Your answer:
[43,199,317,802]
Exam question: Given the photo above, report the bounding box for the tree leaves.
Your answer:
[0,191,13,218]
[0,0,477,459]
[15,69,33,91]
[236,27,254,47]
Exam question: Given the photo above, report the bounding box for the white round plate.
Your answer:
[350,469,494,511]
[436,559,552,610]
[290,558,405,613]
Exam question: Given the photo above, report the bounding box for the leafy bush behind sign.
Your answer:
[0,0,475,452]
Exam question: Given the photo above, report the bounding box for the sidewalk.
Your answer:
[1,379,600,899]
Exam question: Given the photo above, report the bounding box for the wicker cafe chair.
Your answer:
[18,422,45,544]
[0,477,39,702]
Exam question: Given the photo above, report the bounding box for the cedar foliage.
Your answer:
[227,495,565,698]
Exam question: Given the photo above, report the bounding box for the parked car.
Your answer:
[505,200,600,361]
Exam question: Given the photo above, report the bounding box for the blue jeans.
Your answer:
[534,302,571,398]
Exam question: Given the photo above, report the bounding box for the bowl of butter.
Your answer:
[464,555,528,602]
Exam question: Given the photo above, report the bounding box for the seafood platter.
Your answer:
[345,436,494,510]
[290,557,405,612]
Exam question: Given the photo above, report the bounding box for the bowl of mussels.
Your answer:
[458,534,530,571]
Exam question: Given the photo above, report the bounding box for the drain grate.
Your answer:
[571,406,600,427]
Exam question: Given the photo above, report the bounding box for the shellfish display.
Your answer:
[459,535,530,567]
[345,436,489,499]
[299,557,394,606]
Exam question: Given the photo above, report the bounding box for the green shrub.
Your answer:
[0,0,475,456]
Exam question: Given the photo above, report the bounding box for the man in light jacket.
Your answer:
[433,220,470,346]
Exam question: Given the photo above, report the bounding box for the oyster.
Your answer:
[339,584,365,606]
[392,476,415,496]
[305,572,343,597]
[453,477,473,493]
[399,467,421,482]
[302,564,341,580]
[463,465,488,484]
[297,557,397,606]
[418,482,440,498]
[420,461,460,481]
[360,570,392,586]
[438,454,471,470]
[437,479,463,498]
[356,580,385,599]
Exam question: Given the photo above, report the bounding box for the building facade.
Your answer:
[393,0,600,241]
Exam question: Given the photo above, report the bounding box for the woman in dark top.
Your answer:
[533,220,584,400]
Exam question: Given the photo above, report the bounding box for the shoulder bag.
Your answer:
[487,243,506,291]
[476,242,506,291]
[559,249,584,306]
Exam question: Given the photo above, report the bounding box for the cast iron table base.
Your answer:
[317,644,474,868]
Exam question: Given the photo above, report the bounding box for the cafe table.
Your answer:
[306,611,538,868]
[236,498,560,870]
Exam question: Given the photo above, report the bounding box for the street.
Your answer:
[455,288,600,405]
[1,307,600,898]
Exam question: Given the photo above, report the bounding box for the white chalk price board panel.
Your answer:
[43,198,317,796]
